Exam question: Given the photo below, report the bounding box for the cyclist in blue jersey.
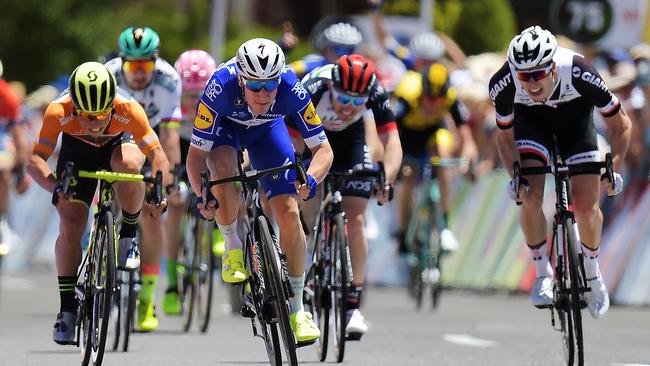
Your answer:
[186,38,333,344]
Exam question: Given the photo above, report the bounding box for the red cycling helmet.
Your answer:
[332,54,377,96]
[174,49,217,91]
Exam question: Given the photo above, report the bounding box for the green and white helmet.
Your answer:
[118,27,160,59]
[68,62,117,113]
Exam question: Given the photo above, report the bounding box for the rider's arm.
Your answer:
[306,140,333,184]
[158,124,181,167]
[449,98,478,161]
[571,55,631,171]
[495,128,518,178]
[378,128,401,184]
[8,123,29,168]
[368,82,402,183]
[186,146,209,197]
[488,62,517,176]
[27,102,61,192]
[602,108,632,171]
[146,146,171,187]
[436,31,467,69]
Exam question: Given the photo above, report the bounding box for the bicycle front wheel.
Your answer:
[194,218,215,333]
[331,214,349,362]
[259,216,298,366]
[564,218,584,366]
[180,213,196,332]
[84,211,116,366]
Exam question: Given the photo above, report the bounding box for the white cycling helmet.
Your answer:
[507,26,558,70]
[235,38,285,79]
[409,32,445,61]
[0,58,3,78]
[318,22,363,50]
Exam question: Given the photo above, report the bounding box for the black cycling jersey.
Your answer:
[489,47,620,130]
[488,47,621,168]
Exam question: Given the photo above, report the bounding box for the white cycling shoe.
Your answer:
[440,229,459,252]
[585,274,610,319]
[345,309,368,341]
[531,276,554,308]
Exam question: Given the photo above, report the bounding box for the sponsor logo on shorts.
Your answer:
[191,136,206,147]
[345,180,372,192]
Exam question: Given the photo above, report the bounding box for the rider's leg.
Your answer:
[342,196,369,309]
[570,174,603,276]
[396,164,416,250]
[55,202,89,311]
[520,158,551,273]
[163,193,185,314]
[0,166,10,219]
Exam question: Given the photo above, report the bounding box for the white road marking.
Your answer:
[443,334,497,347]
[612,363,650,366]
[1,276,36,290]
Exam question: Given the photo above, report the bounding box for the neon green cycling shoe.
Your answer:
[222,249,247,284]
[162,289,182,316]
[137,301,159,332]
[290,311,320,345]
[212,229,225,257]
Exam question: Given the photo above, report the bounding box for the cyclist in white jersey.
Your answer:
[489,26,631,318]
[105,26,183,331]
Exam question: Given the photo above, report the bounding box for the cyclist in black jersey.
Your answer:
[489,26,631,318]
[287,54,402,339]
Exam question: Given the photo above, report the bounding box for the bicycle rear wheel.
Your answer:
[84,211,116,366]
[194,218,215,333]
[564,218,584,366]
[122,270,137,352]
[331,214,348,362]
[110,282,121,351]
[259,216,298,366]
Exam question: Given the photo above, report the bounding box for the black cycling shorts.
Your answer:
[513,99,600,174]
[55,133,136,207]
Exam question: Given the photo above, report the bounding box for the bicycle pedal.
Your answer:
[346,332,363,341]
[296,339,317,348]
[534,304,553,310]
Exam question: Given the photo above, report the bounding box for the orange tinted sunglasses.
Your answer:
[76,108,112,121]
[123,59,155,73]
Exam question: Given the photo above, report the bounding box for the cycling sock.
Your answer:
[288,273,305,314]
[218,218,243,251]
[346,284,364,310]
[528,241,553,278]
[166,258,178,289]
[58,276,78,313]
[140,274,159,304]
[581,243,600,280]
[442,212,449,229]
[120,209,141,238]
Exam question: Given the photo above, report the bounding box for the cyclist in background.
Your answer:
[393,62,475,253]
[186,38,333,344]
[288,54,402,339]
[490,26,631,317]
[26,62,170,344]
[367,0,466,72]
[161,49,220,316]
[105,26,182,331]
[286,22,363,78]
[0,58,31,255]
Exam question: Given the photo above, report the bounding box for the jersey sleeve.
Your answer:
[367,82,397,134]
[282,70,328,148]
[571,55,621,117]
[33,102,64,158]
[125,101,162,155]
[449,97,470,127]
[488,62,516,129]
[384,36,416,71]
[190,71,227,152]
[0,80,22,126]
[159,75,183,128]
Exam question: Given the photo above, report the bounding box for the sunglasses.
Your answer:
[332,46,355,58]
[333,88,368,106]
[242,77,281,92]
[123,59,155,73]
[515,64,553,82]
[76,108,112,121]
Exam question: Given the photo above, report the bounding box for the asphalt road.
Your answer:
[1,270,649,366]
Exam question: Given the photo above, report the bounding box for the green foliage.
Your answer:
[449,0,516,54]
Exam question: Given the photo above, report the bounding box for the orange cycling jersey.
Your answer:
[34,92,161,158]
[0,79,22,126]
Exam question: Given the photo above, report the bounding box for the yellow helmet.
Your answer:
[68,61,117,113]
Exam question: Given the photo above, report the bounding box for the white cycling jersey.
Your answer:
[105,57,183,131]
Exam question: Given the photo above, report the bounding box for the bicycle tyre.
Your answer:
[89,211,116,365]
[312,214,330,361]
[195,218,215,333]
[122,270,136,352]
[332,214,348,362]
[259,216,298,366]
[111,283,121,351]
[429,197,443,310]
[247,226,282,366]
[180,213,196,332]
[565,218,584,366]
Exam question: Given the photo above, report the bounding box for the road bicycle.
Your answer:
[59,162,162,365]
[201,155,306,366]
[405,156,468,310]
[303,163,384,363]
[513,139,614,366]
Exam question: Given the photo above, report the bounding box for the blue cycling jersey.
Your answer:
[190,58,327,152]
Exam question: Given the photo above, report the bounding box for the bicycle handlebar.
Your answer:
[512,153,614,203]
